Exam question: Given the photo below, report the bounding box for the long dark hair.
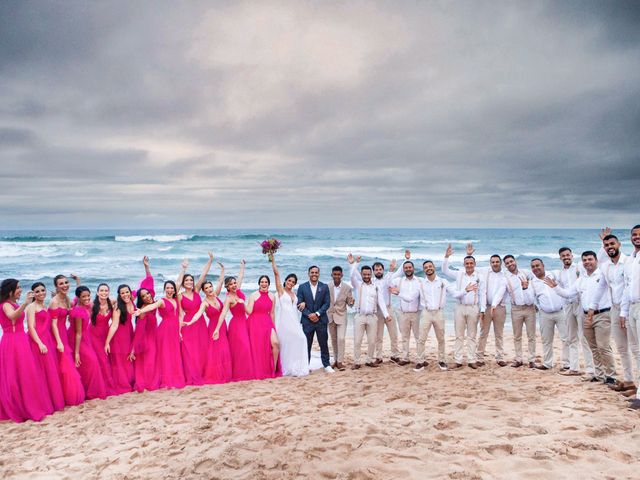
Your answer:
[136,288,152,309]
[116,284,132,325]
[91,283,113,325]
[182,274,194,288]
[258,275,271,286]
[0,279,19,302]
[163,280,177,299]
[31,281,46,292]
[284,273,297,287]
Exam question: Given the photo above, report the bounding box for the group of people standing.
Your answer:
[2,225,640,423]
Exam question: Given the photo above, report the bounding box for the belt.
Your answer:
[401,310,419,314]
[584,307,611,315]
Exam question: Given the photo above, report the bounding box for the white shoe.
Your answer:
[324,366,335,373]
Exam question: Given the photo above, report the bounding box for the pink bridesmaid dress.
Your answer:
[156,298,185,389]
[109,308,134,394]
[28,308,65,411]
[227,290,256,381]
[203,298,233,384]
[132,310,160,393]
[49,307,85,406]
[248,292,282,380]
[69,305,107,400]
[89,310,115,396]
[180,293,206,385]
[0,301,54,422]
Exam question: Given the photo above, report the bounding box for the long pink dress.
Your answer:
[132,309,160,393]
[28,309,65,411]
[156,298,185,389]
[0,301,54,422]
[248,292,282,380]
[69,306,107,400]
[227,290,255,381]
[89,310,115,396]
[49,307,85,406]
[180,293,206,385]
[109,307,134,394]
[203,297,233,384]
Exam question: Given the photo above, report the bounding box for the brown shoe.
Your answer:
[389,356,400,364]
[610,382,636,392]
[331,362,338,369]
[511,361,523,368]
[397,360,410,366]
[528,362,536,369]
[365,362,379,368]
[375,358,383,365]
[352,364,361,370]
[476,361,486,367]
[336,362,346,371]
[468,362,478,369]
[535,365,550,371]
[497,361,507,367]
[560,370,582,376]
[450,363,463,369]
[622,388,638,397]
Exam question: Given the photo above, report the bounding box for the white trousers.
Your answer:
[454,304,479,364]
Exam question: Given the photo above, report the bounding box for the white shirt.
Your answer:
[419,276,464,310]
[479,267,508,307]
[332,283,342,303]
[310,282,318,301]
[530,273,565,313]
[354,264,403,306]
[600,252,628,306]
[441,258,487,313]
[505,269,535,306]
[621,251,640,317]
[390,276,422,313]
[554,268,612,312]
[554,264,580,304]
[349,264,389,317]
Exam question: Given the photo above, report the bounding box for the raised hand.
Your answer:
[347,253,355,264]
[466,242,475,256]
[389,259,397,271]
[143,256,150,268]
[404,249,411,260]
[181,258,189,270]
[543,277,558,288]
[445,244,453,258]
[599,227,612,241]
[217,262,224,270]
[70,273,80,284]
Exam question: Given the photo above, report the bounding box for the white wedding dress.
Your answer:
[275,291,310,377]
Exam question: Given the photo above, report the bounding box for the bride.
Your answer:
[270,255,310,377]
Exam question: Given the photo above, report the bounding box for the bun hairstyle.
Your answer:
[116,284,132,325]
[75,285,90,298]
[31,281,46,291]
[0,278,19,302]
[201,280,213,291]
[258,275,271,286]
[91,283,113,325]
[284,273,297,287]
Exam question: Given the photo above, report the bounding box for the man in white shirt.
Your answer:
[599,233,636,393]
[556,247,594,375]
[414,260,468,371]
[503,255,536,368]
[327,265,355,371]
[546,251,616,384]
[348,256,390,369]
[442,244,486,369]
[476,254,509,367]
[620,224,640,410]
[390,261,423,366]
[529,258,564,370]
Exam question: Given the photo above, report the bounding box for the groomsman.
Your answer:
[442,244,486,369]
[327,266,355,371]
[546,251,616,384]
[621,224,640,410]
[390,260,423,366]
[414,260,468,371]
[476,254,509,367]
[503,255,536,368]
[348,255,390,369]
[529,258,565,371]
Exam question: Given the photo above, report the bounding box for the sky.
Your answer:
[1,0,639,230]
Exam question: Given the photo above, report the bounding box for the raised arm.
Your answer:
[70,273,81,286]
[215,262,225,296]
[441,244,457,280]
[348,254,362,288]
[195,252,214,293]
[27,305,47,354]
[2,292,34,322]
[237,259,246,290]
[131,299,163,319]
[176,258,189,293]
[271,256,284,297]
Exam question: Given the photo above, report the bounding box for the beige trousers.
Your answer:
[476,304,506,361]
[328,321,347,364]
[374,306,399,359]
[628,303,640,399]
[583,310,616,380]
[454,304,479,364]
[417,310,445,363]
[539,310,565,368]
[398,311,420,361]
[511,305,536,363]
[610,304,638,383]
[564,301,594,373]
[354,313,377,365]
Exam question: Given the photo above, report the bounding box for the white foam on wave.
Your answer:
[115,235,193,242]
[289,246,402,258]
[406,239,479,245]
[158,246,174,251]
[520,252,557,258]
[0,244,62,258]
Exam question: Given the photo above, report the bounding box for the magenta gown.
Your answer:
[69,306,107,400]
[227,290,255,381]
[49,307,85,406]
[156,298,185,389]
[203,297,233,384]
[132,310,160,393]
[248,292,282,380]
[89,310,115,396]
[109,307,134,394]
[28,309,65,411]
[180,293,206,385]
[0,302,54,422]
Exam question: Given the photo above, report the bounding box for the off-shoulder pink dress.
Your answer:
[89,309,115,396]
[132,309,160,393]
[69,305,107,400]
[49,306,85,406]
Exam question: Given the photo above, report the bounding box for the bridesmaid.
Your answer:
[130,288,160,393]
[176,258,205,385]
[135,280,185,389]
[105,284,135,394]
[26,282,65,411]
[48,275,85,406]
[69,286,107,400]
[0,279,54,422]
[89,283,115,395]
[218,260,255,381]
[246,276,281,380]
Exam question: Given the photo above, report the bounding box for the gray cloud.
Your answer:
[0,0,639,229]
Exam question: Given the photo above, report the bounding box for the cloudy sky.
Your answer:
[1,0,639,229]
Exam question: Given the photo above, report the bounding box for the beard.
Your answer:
[608,249,620,258]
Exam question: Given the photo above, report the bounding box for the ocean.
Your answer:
[0,228,626,331]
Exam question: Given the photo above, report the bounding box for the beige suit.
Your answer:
[328,282,354,364]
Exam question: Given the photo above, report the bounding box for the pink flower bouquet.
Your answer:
[261,238,281,261]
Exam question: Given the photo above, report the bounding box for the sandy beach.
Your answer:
[1,332,638,480]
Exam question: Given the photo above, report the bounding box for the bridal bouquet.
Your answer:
[261,238,281,261]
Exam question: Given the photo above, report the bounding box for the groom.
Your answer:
[297,265,334,373]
